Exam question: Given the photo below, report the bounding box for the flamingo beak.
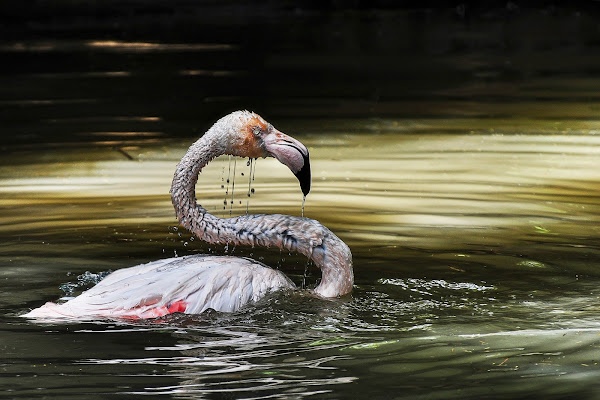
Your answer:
[263,130,311,196]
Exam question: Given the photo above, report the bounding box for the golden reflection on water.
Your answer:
[0,40,236,53]
[85,40,236,52]
[0,121,599,277]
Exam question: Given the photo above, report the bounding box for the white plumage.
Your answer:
[24,255,295,319]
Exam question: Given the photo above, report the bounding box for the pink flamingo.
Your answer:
[24,111,353,320]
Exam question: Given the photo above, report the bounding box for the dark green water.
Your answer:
[2,4,600,399]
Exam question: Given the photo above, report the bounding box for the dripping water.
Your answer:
[225,155,232,195]
[220,161,226,216]
[223,155,233,216]
[302,257,311,290]
[229,157,237,216]
[276,248,283,270]
[246,158,257,214]
[222,157,257,216]
[302,195,306,218]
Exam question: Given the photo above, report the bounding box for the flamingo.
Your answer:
[23,111,353,320]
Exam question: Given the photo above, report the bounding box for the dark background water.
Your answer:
[2,1,600,149]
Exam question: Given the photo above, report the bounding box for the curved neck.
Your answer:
[170,128,353,297]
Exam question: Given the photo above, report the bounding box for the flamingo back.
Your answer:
[24,255,296,320]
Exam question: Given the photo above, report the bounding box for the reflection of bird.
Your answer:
[24,111,353,320]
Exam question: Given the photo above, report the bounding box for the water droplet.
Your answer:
[251,188,255,194]
[241,172,245,176]
[302,195,306,217]
[183,242,188,247]
[221,185,224,189]
[246,160,251,166]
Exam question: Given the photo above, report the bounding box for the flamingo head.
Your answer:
[225,111,311,196]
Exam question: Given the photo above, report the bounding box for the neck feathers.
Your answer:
[170,114,353,297]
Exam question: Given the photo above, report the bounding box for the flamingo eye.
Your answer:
[252,126,262,136]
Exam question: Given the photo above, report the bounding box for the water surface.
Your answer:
[2,4,600,399]
[2,118,600,398]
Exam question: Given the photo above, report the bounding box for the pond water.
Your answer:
[2,4,600,399]
[2,117,600,398]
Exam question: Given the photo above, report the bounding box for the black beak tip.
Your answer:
[294,153,311,196]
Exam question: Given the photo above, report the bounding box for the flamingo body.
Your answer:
[24,255,295,319]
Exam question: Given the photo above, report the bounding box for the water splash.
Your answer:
[59,270,112,298]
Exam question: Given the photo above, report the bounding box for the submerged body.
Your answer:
[24,111,353,320]
[25,255,295,319]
